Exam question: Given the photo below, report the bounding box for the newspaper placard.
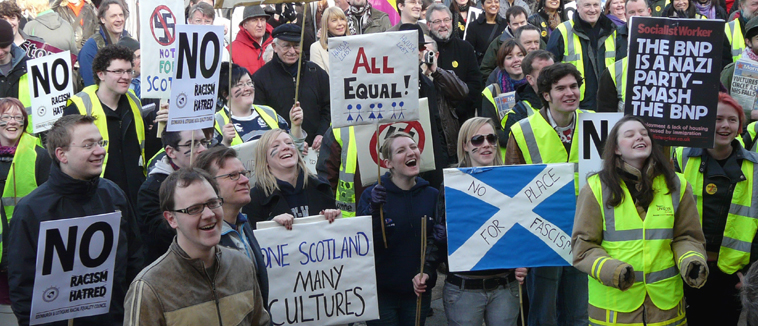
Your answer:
[578,112,623,190]
[624,16,722,148]
[19,40,77,62]
[730,59,758,112]
[254,216,379,325]
[140,0,185,99]
[167,24,223,131]
[355,98,435,185]
[329,31,420,128]
[26,51,73,133]
[29,212,121,325]
[495,91,516,121]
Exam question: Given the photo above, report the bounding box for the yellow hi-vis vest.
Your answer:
[214,105,280,146]
[18,73,33,134]
[509,109,587,195]
[725,20,745,63]
[555,20,617,102]
[586,173,694,313]
[0,133,41,264]
[482,85,540,161]
[68,85,146,177]
[675,147,758,274]
[748,122,758,152]
[610,57,628,112]
[333,126,357,217]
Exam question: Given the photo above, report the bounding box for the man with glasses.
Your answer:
[138,129,210,264]
[388,0,430,34]
[65,44,155,211]
[193,146,270,307]
[124,167,270,326]
[253,24,330,151]
[8,115,144,325]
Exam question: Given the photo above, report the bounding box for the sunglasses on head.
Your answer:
[470,134,497,147]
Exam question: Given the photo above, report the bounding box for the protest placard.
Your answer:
[578,113,623,190]
[231,139,258,183]
[19,40,77,62]
[304,150,318,175]
[29,212,121,325]
[355,98,434,185]
[730,59,758,112]
[254,216,379,326]
[140,0,184,99]
[624,16,722,148]
[444,164,576,272]
[495,91,516,121]
[167,25,223,131]
[329,31,420,128]
[26,51,73,133]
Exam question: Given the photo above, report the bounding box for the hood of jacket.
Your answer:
[379,171,431,195]
[30,10,64,30]
[10,44,27,71]
[235,24,273,49]
[149,156,175,176]
[47,162,101,201]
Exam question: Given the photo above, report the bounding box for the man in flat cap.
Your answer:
[253,23,330,151]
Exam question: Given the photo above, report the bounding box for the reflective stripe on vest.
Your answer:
[611,57,628,112]
[587,173,690,312]
[556,21,616,102]
[510,110,584,194]
[334,127,357,216]
[68,85,146,177]
[725,20,745,62]
[680,148,758,274]
[18,74,33,134]
[0,133,40,265]
[214,105,280,146]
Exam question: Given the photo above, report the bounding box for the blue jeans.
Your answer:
[366,292,431,326]
[443,277,521,326]
[527,266,588,326]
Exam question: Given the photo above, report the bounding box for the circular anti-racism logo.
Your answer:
[37,106,46,117]
[150,5,177,46]
[176,92,188,109]
[43,286,59,302]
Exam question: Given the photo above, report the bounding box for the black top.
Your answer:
[465,14,507,64]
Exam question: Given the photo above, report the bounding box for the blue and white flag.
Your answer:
[444,164,576,272]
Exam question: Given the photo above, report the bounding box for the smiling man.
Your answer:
[79,0,131,86]
[124,168,270,326]
[8,115,144,325]
[388,0,430,34]
[505,63,589,326]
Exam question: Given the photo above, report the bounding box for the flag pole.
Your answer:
[294,3,307,103]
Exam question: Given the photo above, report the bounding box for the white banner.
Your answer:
[255,216,379,326]
[329,31,420,128]
[578,113,623,190]
[355,98,434,185]
[29,212,121,325]
[167,25,224,131]
[140,0,184,99]
[26,51,73,133]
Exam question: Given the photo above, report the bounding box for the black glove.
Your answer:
[263,5,276,15]
[282,4,297,22]
[370,184,387,213]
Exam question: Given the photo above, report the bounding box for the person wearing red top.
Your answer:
[229,6,274,76]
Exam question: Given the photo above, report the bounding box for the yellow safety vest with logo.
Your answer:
[214,105,280,146]
[68,85,146,177]
[725,20,745,63]
[555,21,617,102]
[482,85,540,161]
[333,127,358,217]
[675,146,758,274]
[610,57,628,112]
[586,173,695,314]
[18,74,33,134]
[509,109,588,195]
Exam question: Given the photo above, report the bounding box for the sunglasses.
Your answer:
[470,134,497,147]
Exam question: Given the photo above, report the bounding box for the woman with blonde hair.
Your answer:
[19,0,79,54]
[247,129,339,229]
[310,6,351,74]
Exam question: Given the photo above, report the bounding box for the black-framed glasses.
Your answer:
[214,170,251,181]
[176,139,212,149]
[172,197,224,215]
[71,139,109,150]
[470,134,497,147]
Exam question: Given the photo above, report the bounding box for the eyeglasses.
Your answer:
[470,134,497,146]
[234,81,254,89]
[105,69,135,76]
[70,139,109,150]
[278,42,301,52]
[0,115,24,122]
[175,139,212,149]
[430,17,452,25]
[172,197,224,215]
[214,170,251,181]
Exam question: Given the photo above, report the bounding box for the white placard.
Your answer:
[578,112,623,190]
[232,139,259,184]
[140,0,184,99]
[254,216,379,326]
[26,51,73,133]
[329,31,420,128]
[730,59,758,112]
[355,98,435,185]
[167,25,224,131]
[29,212,121,325]
[304,150,318,175]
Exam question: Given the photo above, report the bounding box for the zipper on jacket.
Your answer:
[203,265,224,326]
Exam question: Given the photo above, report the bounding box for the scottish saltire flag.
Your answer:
[444,164,577,272]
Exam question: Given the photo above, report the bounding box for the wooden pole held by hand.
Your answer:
[415,215,428,326]
[376,124,387,248]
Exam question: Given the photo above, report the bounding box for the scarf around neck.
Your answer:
[744,47,758,62]
[695,1,716,19]
[347,3,372,35]
[497,69,527,93]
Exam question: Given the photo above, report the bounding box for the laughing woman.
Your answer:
[572,115,708,325]
[247,129,339,229]
[357,132,440,326]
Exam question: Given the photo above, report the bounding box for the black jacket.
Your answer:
[8,163,144,326]
[433,35,483,124]
[465,14,507,64]
[528,9,570,43]
[253,54,331,144]
[419,72,450,190]
[0,46,29,101]
[136,159,173,265]
[245,172,336,227]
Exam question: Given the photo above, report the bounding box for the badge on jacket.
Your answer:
[706,183,717,195]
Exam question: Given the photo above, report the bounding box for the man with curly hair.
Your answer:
[64,44,152,211]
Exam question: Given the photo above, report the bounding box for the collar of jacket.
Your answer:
[236,24,272,50]
[685,139,758,164]
[538,8,566,21]
[9,44,27,71]
[570,12,616,39]
[170,239,223,272]
[475,12,506,25]
[98,26,130,45]
[273,53,305,74]
[260,171,331,205]
[47,162,101,200]
[378,171,431,194]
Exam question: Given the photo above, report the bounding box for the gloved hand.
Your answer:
[685,260,708,289]
[618,264,636,291]
[282,3,297,22]
[370,184,387,213]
